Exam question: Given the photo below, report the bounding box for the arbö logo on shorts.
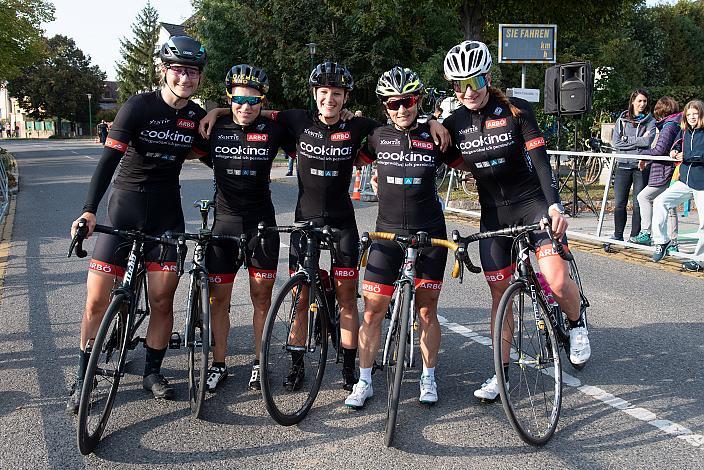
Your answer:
[334,268,356,278]
[362,283,381,293]
[89,261,112,273]
[140,128,193,144]
[246,133,268,142]
[484,272,506,282]
[253,271,275,279]
[208,275,223,284]
[458,132,513,150]
[176,119,196,129]
[300,142,352,157]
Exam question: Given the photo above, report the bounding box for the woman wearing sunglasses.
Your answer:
[441,41,591,401]
[67,36,209,411]
[344,67,464,409]
[199,64,296,392]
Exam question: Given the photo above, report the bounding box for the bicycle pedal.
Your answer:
[169,332,182,349]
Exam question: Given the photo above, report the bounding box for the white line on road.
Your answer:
[437,315,704,448]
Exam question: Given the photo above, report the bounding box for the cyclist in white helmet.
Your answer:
[442,40,591,401]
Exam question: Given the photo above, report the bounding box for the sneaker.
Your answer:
[285,171,293,176]
[629,232,652,246]
[248,364,260,390]
[342,366,357,391]
[682,260,704,272]
[473,375,506,402]
[667,244,679,254]
[66,380,82,415]
[651,241,670,262]
[283,362,305,391]
[205,365,228,392]
[344,379,373,409]
[143,373,175,400]
[419,375,438,404]
[569,326,591,364]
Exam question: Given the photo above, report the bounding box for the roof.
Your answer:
[160,22,187,37]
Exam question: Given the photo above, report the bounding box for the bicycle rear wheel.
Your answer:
[384,283,411,447]
[494,281,562,446]
[77,292,130,455]
[187,271,210,418]
[260,273,327,425]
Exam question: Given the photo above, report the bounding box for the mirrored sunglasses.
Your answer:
[231,95,265,106]
[384,94,421,111]
[451,75,488,93]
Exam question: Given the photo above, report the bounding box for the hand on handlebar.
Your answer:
[544,210,569,239]
[71,212,96,238]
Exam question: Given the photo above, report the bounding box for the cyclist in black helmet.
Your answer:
[67,35,209,412]
[200,60,450,392]
[198,64,296,392]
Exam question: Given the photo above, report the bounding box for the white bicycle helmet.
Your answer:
[443,41,492,80]
[375,66,424,98]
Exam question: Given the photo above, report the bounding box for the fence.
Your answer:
[0,150,11,223]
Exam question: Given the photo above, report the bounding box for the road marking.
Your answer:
[437,314,704,448]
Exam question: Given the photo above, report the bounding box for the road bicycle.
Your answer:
[578,136,613,185]
[358,231,478,447]
[162,200,248,418]
[259,221,342,425]
[453,222,589,445]
[69,220,181,455]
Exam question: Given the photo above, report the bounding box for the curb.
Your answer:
[0,196,16,307]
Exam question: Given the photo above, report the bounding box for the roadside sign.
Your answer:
[499,24,557,64]
[507,88,540,102]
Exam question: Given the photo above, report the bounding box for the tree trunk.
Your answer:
[460,0,484,41]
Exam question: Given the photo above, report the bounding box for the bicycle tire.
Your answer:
[188,271,210,418]
[460,171,478,198]
[260,273,327,425]
[494,281,562,446]
[77,292,130,455]
[384,283,411,447]
[577,156,603,185]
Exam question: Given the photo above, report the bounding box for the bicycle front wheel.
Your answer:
[260,273,327,425]
[188,271,210,418]
[494,281,562,446]
[384,283,411,447]
[77,293,130,455]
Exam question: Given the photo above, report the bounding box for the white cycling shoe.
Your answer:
[419,375,438,404]
[473,375,507,402]
[569,326,591,365]
[344,379,373,409]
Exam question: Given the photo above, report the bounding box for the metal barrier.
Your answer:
[0,150,10,223]
[443,150,701,263]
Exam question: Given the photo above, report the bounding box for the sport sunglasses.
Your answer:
[165,64,201,78]
[451,75,488,93]
[231,95,265,105]
[384,94,421,111]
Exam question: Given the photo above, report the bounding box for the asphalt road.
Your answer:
[0,139,702,469]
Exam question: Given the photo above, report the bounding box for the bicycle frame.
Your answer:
[382,245,418,370]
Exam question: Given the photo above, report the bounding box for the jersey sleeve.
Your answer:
[104,95,142,153]
[270,109,305,131]
[191,107,209,157]
[358,131,377,165]
[513,99,560,206]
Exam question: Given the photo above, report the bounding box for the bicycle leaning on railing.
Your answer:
[259,221,343,426]
[68,220,182,455]
[453,221,589,445]
[358,230,479,447]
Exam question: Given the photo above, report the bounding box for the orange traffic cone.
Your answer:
[351,168,362,200]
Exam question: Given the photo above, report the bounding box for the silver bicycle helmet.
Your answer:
[443,40,492,80]
[375,66,424,98]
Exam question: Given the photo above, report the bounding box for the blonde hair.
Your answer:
[682,100,704,130]
[488,87,521,117]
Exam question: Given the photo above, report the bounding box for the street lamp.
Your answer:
[87,93,92,138]
[306,42,316,113]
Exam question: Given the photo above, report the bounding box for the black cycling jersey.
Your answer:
[443,95,560,208]
[271,109,379,220]
[359,122,462,230]
[207,114,296,217]
[107,90,208,192]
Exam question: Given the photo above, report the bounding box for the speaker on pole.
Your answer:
[544,61,593,116]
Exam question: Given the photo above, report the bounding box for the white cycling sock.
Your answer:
[359,367,372,384]
[422,366,435,380]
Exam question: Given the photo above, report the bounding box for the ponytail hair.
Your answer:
[488,87,521,117]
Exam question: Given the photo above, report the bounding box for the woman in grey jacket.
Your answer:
[611,89,656,242]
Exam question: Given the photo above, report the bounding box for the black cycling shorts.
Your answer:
[362,225,448,297]
[479,198,569,283]
[205,213,279,284]
[90,188,184,276]
[288,216,359,280]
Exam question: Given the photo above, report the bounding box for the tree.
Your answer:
[0,0,55,81]
[7,35,106,135]
[115,2,160,103]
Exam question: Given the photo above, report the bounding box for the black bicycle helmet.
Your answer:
[309,61,354,90]
[159,35,207,70]
[226,64,270,96]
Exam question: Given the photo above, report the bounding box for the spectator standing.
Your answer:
[611,89,656,243]
[14,124,19,138]
[97,120,109,144]
[4,122,10,138]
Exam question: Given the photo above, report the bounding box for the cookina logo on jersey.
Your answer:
[485,118,507,129]
[330,131,351,141]
[246,133,268,142]
[214,146,269,157]
[377,151,433,163]
[177,119,196,129]
[411,139,433,150]
[300,142,352,156]
[458,131,513,150]
[140,129,193,144]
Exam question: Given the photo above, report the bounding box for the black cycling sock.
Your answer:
[76,349,90,382]
[342,347,357,370]
[503,363,510,380]
[211,361,226,369]
[143,346,167,377]
[291,350,304,366]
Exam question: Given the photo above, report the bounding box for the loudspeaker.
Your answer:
[544,62,593,116]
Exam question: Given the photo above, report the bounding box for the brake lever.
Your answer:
[68,218,89,258]
[175,236,187,276]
